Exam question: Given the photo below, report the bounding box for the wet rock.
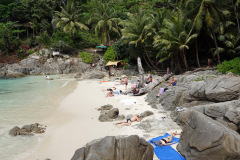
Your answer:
[9,123,46,136]
[71,135,154,160]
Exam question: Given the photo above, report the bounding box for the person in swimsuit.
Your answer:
[168,76,177,86]
[124,77,128,90]
[151,132,181,146]
[106,89,114,97]
[115,114,142,126]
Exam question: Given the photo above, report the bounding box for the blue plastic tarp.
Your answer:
[148,133,186,160]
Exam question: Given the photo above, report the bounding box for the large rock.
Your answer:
[9,123,46,136]
[98,108,119,122]
[190,76,240,102]
[114,69,138,77]
[139,111,154,118]
[177,110,240,160]
[0,63,7,75]
[71,135,154,160]
[159,86,192,111]
[82,70,108,79]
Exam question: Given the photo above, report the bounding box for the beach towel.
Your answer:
[148,133,186,160]
[113,91,120,95]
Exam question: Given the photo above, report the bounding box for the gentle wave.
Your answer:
[62,80,70,88]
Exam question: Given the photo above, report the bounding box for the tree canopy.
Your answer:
[0,0,240,73]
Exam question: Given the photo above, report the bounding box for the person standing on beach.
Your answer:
[124,77,128,90]
[208,59,212,67]
[167,67,170,75]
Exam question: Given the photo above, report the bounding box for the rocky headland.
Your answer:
[146,70,240,160]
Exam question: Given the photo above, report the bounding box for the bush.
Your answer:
[79,51,93,64]
[217,57,240,75]
[103,46,116,64]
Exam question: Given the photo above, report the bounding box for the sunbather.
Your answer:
[156,87,168,98]
[115,114,142,126]
[168,76,177,86]
[106,89,114,97]
[151,132,181,146]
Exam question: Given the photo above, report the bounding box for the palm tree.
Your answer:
[217,21,240,57]
[89,0,122,46]
[121,9,158,69]
[154,10,198,71]
[37,32,53,58]
[52,0,88,36]
[186,0,227,64]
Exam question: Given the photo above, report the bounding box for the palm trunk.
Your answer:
[142,52,153,69]
[195,40,200,67]
[233,1,240,33]
[177,54,183,73]
[143,45,158,69]
[182,49,188,70]
[211,28,221,64]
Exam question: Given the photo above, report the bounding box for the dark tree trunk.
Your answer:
[143,45,158,69]
[142,53,153,70]
[195,40,200,67]
[182,49,188,70]
[177,54,183,73]
[211,28,221,64]
[233,1,240,33]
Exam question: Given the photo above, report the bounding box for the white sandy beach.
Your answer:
[25,78,181,160]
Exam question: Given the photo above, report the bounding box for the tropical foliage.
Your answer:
[103,46,116,63]
[79,51,93,64]
[0,0,240,73]
[217,57,240,75]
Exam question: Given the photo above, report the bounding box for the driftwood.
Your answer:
[137,57,145,88]
[137,73,172,95]
[135,57,172,96]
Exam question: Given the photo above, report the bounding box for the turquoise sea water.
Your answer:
[0,76,69,160]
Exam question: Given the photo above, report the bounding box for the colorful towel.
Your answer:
[148,133,186,160]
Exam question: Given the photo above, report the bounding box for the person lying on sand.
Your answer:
[103,87,116,92]
[106,89,114,97]
[150,132,181,146]
[115,114,142,126]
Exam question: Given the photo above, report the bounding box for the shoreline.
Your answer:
[24,79,181,160]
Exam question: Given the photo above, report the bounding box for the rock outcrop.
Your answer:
[81,70,108,79]
[190,76,240,102]
[98,108,119,122]
[0,56,89,78]
[71,135,154,160]
[9,123,46,136]
[177,110,240,160]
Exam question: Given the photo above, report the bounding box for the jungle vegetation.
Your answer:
[0,0,240,73]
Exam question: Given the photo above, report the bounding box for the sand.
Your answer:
[25,78,181,160]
